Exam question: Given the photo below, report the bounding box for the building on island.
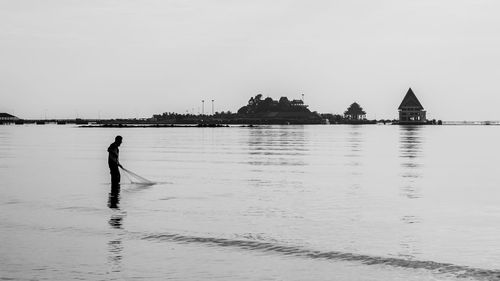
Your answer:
[290,99,308,108]
[236,94,322,124]
[0,113,19,124]
[398,88,426,124]
[344,102,366,120]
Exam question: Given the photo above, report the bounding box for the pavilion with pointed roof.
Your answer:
[344,102,366,120]
[398,88,427,124]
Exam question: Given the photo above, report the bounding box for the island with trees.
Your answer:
[234,94,323,124]
[8,88,444,126]
[150,95,378,125]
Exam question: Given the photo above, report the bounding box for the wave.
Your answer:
[142,233,500,281]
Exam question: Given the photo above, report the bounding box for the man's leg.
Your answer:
[109,166,121,208]
[110,166,120,186]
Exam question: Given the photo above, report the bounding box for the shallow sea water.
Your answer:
[1,124,499,280]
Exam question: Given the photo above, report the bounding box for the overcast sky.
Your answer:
[1,0,499,120]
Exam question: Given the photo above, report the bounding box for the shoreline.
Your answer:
[2,120,499,127]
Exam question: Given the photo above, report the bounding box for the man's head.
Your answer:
[115,135,123,146]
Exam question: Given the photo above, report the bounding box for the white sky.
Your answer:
[1,0,499,120]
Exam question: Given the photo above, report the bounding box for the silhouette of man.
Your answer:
[108,136,123,187]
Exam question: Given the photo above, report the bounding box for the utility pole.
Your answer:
[211,100,214,115]
[202,100,205,115]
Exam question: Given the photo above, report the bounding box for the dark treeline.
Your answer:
[152,94,324,125]
[237,94,311,114]
[151,94,385,125]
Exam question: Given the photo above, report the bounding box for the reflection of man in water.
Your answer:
[108,136,123,186]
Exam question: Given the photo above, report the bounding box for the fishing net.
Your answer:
[121,167,155,185]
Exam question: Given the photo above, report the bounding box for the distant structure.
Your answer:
[290,99,308,108]
[398,88,426,124]
[236,94,321,124]
[344,102,366,120]
[237,94,312,115]
[0,113,19,124]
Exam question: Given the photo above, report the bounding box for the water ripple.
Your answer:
[142,233,500,281]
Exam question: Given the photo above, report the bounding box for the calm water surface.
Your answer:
[1,125,499,280]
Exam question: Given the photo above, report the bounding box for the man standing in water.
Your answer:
[108,136,123,209]
[108,135,123,186]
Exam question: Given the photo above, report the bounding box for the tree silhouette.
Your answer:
[238,94,311,114]
[344,102,366,120]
